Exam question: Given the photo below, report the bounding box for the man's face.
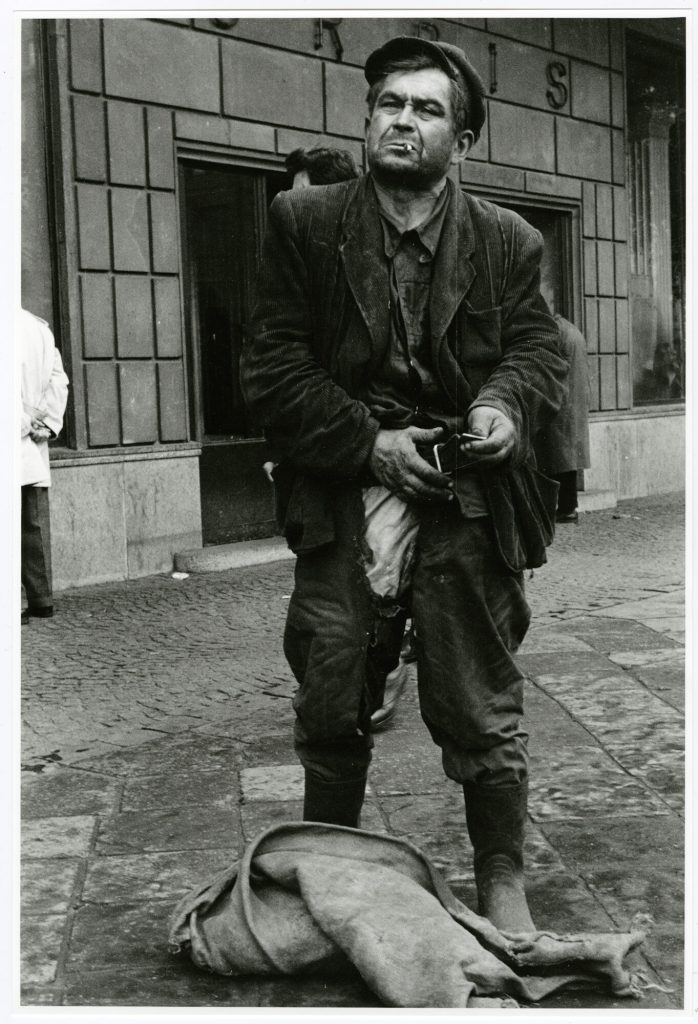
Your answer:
[365,67,472,189]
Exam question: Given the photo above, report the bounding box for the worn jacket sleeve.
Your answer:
[241,193,380,478]
[39,347,70,436]
[469,215,568,460]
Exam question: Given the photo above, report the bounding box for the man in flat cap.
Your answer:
[242,36,567,934]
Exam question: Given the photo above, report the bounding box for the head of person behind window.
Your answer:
[285,146,360,189]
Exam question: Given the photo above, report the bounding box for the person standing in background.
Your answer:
[284,146,359,189]
[21,308,69,623]
[533,314,591,523]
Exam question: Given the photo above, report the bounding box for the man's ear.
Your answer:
[452,130,475,165]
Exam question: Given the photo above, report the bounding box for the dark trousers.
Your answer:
[554,470,578,515]
[21,486,53,609]
[284,491,530,787]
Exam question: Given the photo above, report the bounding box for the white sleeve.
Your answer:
[38,345,69,436]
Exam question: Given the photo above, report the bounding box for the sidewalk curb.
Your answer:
[174,537,296,573]
[578,489,617,512]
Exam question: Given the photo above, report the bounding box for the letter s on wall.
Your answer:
[546,61,568,110]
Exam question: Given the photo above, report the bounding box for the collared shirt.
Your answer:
[362,179,487,518]
[363,181,450,429]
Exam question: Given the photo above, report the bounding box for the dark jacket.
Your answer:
[533,315,591,476]
[242,176,567,569]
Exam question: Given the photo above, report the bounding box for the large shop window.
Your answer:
[626,27,685,405]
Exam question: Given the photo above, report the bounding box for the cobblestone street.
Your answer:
[20,492,685,1014]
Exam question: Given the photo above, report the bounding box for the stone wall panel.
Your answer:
[85,363,120,445]
[221,38,323,129]
[80,274,115,358]
[107,101,146,186]
[103,19,219,111]
[111,189,150,272]
[69,19,103,93]
[146,108,175,189]
[72,95,106,181]
[114,277,154,358]
[157,362,188,441]
[76,184,111,270]
[118,363,158,443]
[153,278,183,358]
[489,103,555,171]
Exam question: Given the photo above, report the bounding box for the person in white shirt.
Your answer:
[21,309,69,622]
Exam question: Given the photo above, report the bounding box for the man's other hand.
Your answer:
[368,426,453,503]
[462,407,516,464]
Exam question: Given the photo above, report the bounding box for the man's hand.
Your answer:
[461,406,516,464]
[29,416,51,443]
[368,426,454,503]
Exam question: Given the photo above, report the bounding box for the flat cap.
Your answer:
[364,36,486,140]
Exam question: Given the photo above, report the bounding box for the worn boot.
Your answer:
[303,771,366,828]
[463,780,536,934]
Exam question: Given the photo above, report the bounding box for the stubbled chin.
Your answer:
[370,163,431,188]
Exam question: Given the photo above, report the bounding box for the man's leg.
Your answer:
[555,470,579,523]
[412,508,535,932]
[284,489,376,827]
[21,486,54,615]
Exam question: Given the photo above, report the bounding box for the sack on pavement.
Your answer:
[168,822,652,1008]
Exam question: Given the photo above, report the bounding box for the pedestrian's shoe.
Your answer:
[370,660,409,732]
[27,605,54,618]
[463,780,536,934]
[303,771,366,828]
[556,510,578,524]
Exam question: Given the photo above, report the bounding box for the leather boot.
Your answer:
[463,780,536,933]
[303,771,366,828]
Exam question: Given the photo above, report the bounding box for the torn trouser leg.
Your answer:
[362,486,419,724]
[284,487,418,825]
[284,489,375,800]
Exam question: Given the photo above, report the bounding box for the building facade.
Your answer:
[21,16,685,589]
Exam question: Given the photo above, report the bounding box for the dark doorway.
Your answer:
[181,161,287,544]
[492,201,575,318]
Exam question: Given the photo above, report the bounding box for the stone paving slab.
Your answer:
[121,768,239,812]
[95,804,241,855]
[637,618,685,643]
[240,763,305,800]
[62,965,265,1007]
[21,858,83,915]
[67,901,179,969]
[21,766,119,819]
[541,815,684,994]
[21,914,66,987]
[69,733,247,777]
[81,848,235,903]
[518,628,596,653]
[593,591,685,620]
[22,815,96,858]
[547,615,683,652]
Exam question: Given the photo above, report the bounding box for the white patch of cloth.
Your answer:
[362,486,420,600]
